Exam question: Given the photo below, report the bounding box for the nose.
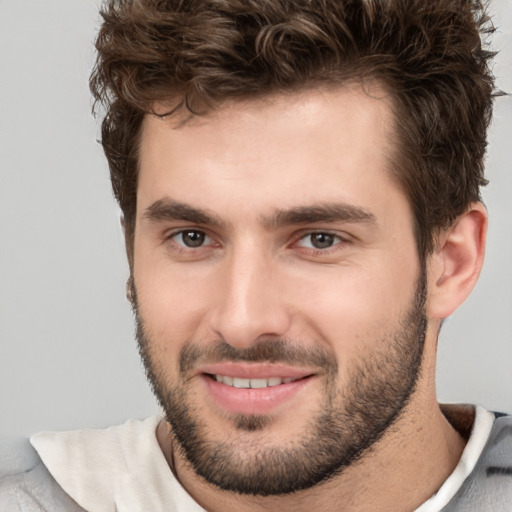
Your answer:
[209,247,292,349]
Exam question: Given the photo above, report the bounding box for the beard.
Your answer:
[132,270,427,496]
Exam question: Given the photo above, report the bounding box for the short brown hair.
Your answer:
[90,0,498,262]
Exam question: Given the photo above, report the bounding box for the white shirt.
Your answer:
[30,407,495,512]
[31,416,204,512]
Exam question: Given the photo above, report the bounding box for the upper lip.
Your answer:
[195,362,316,380]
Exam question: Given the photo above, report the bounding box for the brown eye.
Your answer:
[295,231,345,252]
[309,233,335,249]
[176,230,207,247]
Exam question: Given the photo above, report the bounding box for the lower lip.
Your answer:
[201,375,314,415]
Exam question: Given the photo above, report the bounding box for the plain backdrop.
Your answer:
[1,0,511,439]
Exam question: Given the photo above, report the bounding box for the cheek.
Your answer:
[134,257,218,347]
[286,257,419,355]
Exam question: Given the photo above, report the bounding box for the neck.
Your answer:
[157,396,467,512]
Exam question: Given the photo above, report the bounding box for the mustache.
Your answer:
[179,338,338,375]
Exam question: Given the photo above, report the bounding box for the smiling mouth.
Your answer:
[206,374,308,389]
[201,371,315,415]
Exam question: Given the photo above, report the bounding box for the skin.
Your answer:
[132,85,487,511]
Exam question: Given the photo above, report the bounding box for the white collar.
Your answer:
[414,405,495,511]
[30,416,205,512]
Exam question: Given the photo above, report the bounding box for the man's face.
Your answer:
[133,87,427,494]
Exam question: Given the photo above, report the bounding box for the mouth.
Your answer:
[197,364,317,416]
[206,374,302,389]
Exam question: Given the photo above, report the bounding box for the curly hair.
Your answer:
[90,0,498,263]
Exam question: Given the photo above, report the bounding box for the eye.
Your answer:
[296,232,342,250]
[171,230,211,248]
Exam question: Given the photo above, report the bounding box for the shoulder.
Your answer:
[0,437,85,512]
[443,412,512,511]
[483,413,512,473]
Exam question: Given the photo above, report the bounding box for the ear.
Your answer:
[426,202,487,319]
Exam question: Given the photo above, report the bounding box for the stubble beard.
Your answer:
[133,272,427,496]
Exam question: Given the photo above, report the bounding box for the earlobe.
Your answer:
[427,202,487,320]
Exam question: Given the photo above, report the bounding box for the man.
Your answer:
[1,0,511,510]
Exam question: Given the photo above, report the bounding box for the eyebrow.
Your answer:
[263,204,377,229]
[143,198,376,229]
[143,198,225,227]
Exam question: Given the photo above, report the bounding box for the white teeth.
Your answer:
[233,378,251,388]
[213,375,300,388]
[250,378,268,389]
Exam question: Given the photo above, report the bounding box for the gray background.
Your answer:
[0,1,511,439]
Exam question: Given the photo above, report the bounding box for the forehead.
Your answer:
[142,84,395,153]
[136,85,401,219]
